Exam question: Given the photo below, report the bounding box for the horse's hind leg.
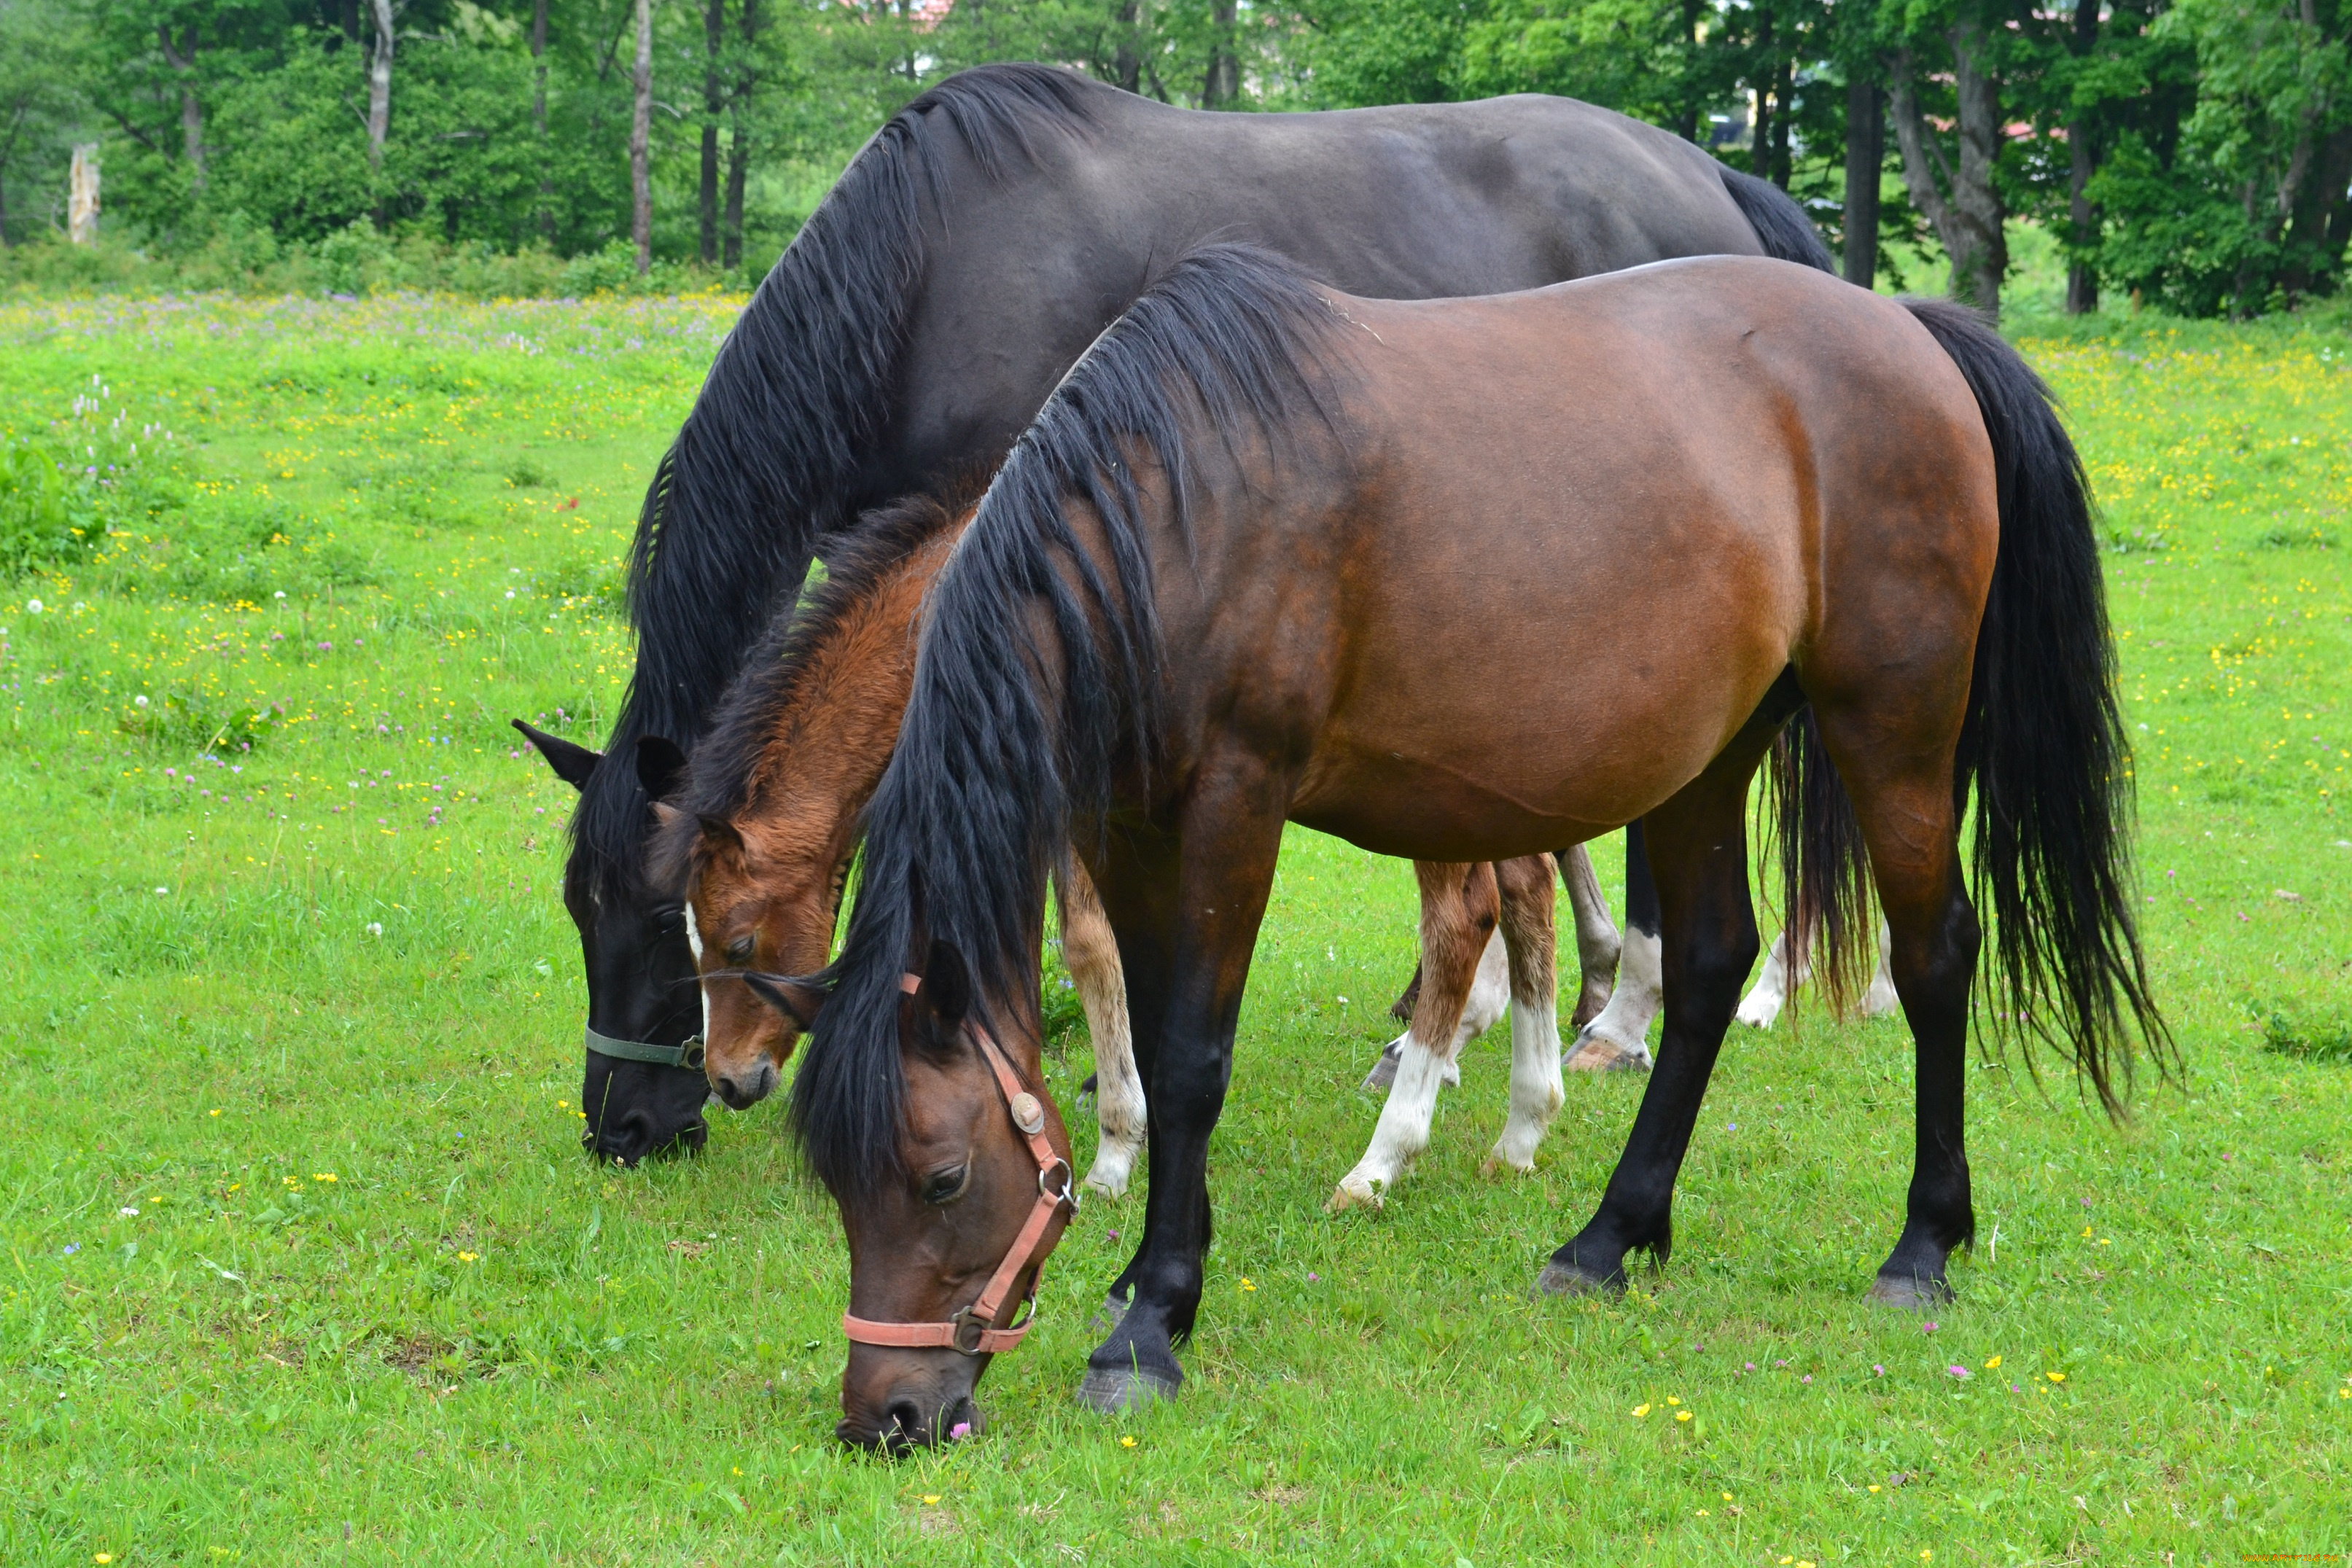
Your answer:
[1810,714,1979,1306]
[1331,861,1494,1211]
[1062,859,1145,1201]
[1738,914,1898,1029]
[1537,699,1793,1295]
[1483,854,1566,1177]
[1559,844,1620,1028]
[1565,823,1661,1072]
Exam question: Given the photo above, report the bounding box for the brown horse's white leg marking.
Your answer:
[1329,862,1496,1211]
[1736,916,1899,1028]
[1060,861,1145,1199]
[1483,854,1565,1177]
[1565,926,1659,1071]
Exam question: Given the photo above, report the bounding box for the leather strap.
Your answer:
[585,1025,706,1072]
[841,972,1077,1357]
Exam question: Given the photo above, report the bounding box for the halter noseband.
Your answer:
[583,1024,706,1072]
[840,972,1080,1357]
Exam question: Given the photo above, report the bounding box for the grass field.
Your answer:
[1,286,2348,1567]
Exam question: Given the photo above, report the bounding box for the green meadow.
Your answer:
[1,284,2347,1566]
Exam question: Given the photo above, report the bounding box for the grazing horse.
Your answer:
[646,494,1579,1205]
[516,60,1837,1163]
[770,246,2165,1445]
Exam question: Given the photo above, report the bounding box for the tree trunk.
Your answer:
[700,0,723,266]
[631,0,653,274]
[1947,17,2006,316]
[158,25,205,191]
[1203,0,1238,107]
[723,0,755,271]
[1769,52,1794,188]
[69,143,100,244]
[1842,76,1882,289]
[1114,0,1142,94]
[533,0,551,241]
[1750,12,1774,180]
[365,0,396,173]
[1885,36,2006,319]
[1674,0,1701,141]
[2063,0,2100,313]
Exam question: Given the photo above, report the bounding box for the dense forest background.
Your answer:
[0,0,2347,315]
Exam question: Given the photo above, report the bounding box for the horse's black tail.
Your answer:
[1903,297,2170,1113]
[1718,165,1836,273]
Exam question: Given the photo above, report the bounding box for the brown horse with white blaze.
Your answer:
[774,246,2167,1440]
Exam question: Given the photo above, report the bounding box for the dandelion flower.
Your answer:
[1120,1435,1137,1448]
[1632,1403,1651,1418]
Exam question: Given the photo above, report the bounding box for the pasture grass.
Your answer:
[1,289,2348,1566]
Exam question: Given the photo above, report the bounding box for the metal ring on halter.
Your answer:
[1040,1158,1075,1206]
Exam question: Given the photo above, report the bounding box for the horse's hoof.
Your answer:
[1867,1273,1951,1311]
[1081,1157,1134,1201]
[1734,1002,1779,1029]
[1531,1259,1619,1298]
[1088,1294,1131,1333]
[1479,1150,1534,1180]
[1360,1047,1401,1092]
[1562,1032,1651,1073]
[1326,1175,1384,1213]
[1076,1366,1178,1414]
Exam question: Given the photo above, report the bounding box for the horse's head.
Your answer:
[516,719,710,1164]
[651,795,848,1111]
[759,937,1074,1451]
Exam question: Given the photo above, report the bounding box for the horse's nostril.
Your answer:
[884,1400,927,1446]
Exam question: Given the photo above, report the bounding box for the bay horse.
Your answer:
[770,246,2165,1446]
[514,61,1837,1164]
[644,494,1588,1208]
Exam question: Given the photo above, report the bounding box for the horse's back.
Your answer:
[1277,259,1996,854]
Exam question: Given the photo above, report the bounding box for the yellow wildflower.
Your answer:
[1239,1278,1256,1292]
[1632,1403,1651,1418]
[2047,1371,2066,1384]
[922,1494,941,1505]
[458,1251,479,1263]
[1984,1355,2001,1370]
[1665,1395,1681,1405]
[1120,1435,1137,1448]
[1869,1485,1882,1493]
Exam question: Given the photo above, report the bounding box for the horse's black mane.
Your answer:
[789,244,1342,1197]
[571,63,1097,897]
[661,489,973,846]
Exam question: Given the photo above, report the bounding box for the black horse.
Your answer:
[518,63,1835,1163]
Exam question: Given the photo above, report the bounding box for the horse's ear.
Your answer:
[636,734,688,803]
[650,800,684,828]
[697,814,744,853]
[513,719,600,792]
[921,939,971,1026]
[744,972,822,1030]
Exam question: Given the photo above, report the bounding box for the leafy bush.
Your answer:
[0,441,103,577]
[2262,1011,2352,1063]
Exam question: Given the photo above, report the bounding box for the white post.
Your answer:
[68,145,101,245]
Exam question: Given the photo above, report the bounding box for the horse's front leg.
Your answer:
[1557,843,1621,1028]
[1332,862,1495,1210]
[1077,766,1288,1413]
[1484,853,1565,1177]
[1564,822,1660,1072]
[1059,858,1145,1200]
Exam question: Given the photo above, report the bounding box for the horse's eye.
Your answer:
[921,1166,968,1206]
[655,908,685,935]
[725,935,755,965]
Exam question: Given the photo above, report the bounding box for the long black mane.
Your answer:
[789,245,1342,1196]
[656,491,974,862]
[572,63,1096,896]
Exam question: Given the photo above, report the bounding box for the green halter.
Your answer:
[584,1026,706,1072]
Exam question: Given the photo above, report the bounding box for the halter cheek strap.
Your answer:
[840,973,1078,1357]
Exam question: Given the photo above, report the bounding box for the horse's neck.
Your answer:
[746,528,963,857]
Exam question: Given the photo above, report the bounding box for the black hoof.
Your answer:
[1531,1258,1620,1298]
[1076,1366,1179,1414]
[1360,1044,1402,1092]
[1867,1273,1952,1311]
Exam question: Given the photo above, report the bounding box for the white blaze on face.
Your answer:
[682,902,711,1041]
